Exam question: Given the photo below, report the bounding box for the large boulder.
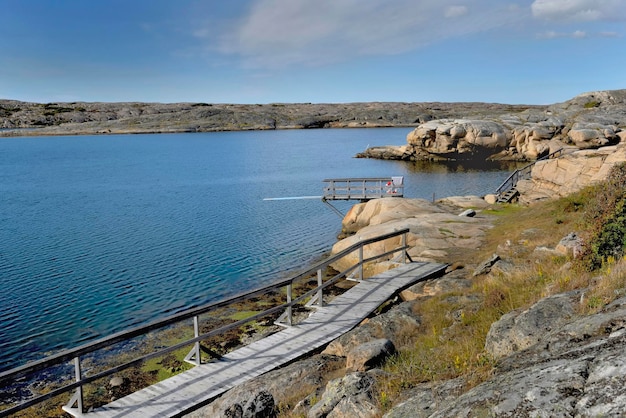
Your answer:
[308,372,379,418]
[406,119,510,158]
[341,197,447,235]
[186,354,345,417]
[568,123,620,148]
[323,301,420,357]
[516,144,626,204]
[484,291,579,360]
[345,339,396,372]
[332,198,492,274]
[509,120,565,159]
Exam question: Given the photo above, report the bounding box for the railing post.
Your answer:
[75,357,83,412]
[402,232,407,264]
[317,268,324,307]
[63,356,84,414]
[286,283,293,326]
[184,315,202,365]
[358,244,364,280]
[192,315,200,366]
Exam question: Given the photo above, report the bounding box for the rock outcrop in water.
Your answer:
[357,89,626,162]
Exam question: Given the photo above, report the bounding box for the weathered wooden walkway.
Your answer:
[82,262,446,417]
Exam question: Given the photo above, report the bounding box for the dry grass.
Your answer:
[375,189,626,414]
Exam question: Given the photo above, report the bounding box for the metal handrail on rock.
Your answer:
[495,148,566,198]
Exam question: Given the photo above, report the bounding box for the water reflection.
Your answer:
[407,160,525,173]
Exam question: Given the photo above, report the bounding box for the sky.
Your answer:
[1,0,625,105]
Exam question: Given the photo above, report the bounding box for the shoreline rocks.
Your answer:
[357,89,626,162]
[330,196,493,276]
[517,143,626,204]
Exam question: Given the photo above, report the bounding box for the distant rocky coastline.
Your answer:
[0,100,540,137]
[3,91,623,164]
[357,89,626,162]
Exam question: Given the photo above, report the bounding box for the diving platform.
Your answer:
[323,177,404,201]
[263,177,405,218]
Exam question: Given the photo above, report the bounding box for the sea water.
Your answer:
[0,128,513,371]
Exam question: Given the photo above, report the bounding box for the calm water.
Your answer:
[0,128,512,371]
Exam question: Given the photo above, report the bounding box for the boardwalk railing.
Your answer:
[0,228,411,417]
[495,148,566,196]
[323,177,404,201]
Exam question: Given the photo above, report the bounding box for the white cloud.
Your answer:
[445,5,469,18]
[599,31,621,37]
[213,0,526,69]
[531,0,626,21]
[536,29,615,38]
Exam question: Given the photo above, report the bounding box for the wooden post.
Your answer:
[317,268,324,307]
[402,232,407,264]
[358,245,364,280]
[286,283,293,326]
[65,356,83,413]
[192,316,200,366]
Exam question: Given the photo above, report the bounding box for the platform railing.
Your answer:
[323,177,404,201]
[0,228,411,417]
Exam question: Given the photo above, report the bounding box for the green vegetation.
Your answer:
[41,103,74,116]
[583,100,600,108]
[580,163,626,269]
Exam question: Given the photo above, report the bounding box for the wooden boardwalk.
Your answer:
[82,262,446,418]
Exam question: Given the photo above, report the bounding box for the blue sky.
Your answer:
[1,0,624,104]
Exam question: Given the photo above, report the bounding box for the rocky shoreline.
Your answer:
[357,89,626,162]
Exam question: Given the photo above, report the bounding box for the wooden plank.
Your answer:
[82,262,446,418]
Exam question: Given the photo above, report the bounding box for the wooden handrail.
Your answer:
[0,228,411,416]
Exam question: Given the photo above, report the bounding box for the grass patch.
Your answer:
[438,227,456,236]
[142,348,193,381]
[584,100,600,108]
